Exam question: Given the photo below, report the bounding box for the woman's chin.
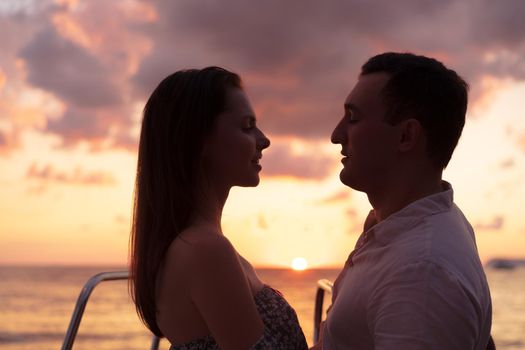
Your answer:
[236,176,261,188]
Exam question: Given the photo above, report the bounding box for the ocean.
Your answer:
[0,266,523,349]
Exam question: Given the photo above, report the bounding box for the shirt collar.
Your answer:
[364,181,454,246]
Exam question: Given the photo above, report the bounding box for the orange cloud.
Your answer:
[518,131,525,153]
[0,130,6,146]
[499,158,515,169]
[319,190,351,204]
[0,67,5,89]
[475,216,505,231]
[25,162,117,186]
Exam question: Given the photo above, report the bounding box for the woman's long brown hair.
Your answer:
[129,67,242,336]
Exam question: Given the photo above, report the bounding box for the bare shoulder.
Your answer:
[164,229,240,277]
[237,254,264,292]
[183,230,237,261]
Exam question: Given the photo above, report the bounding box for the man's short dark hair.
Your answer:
[361,52,468,169]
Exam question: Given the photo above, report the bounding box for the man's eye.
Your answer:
[346,111,358,123]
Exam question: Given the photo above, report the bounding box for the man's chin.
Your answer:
[340,172,365,192]
[339,171,352,188]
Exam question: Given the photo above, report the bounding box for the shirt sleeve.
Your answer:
[367,261,482,350]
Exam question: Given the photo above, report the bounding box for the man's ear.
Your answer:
[398,118,422,152]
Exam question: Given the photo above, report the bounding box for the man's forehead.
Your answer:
[345,73,390,106]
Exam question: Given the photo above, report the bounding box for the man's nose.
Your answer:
[331,119,344,144]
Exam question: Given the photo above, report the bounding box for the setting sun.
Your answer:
[291,257,308,271]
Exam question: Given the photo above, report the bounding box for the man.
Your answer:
[321,53,492,349]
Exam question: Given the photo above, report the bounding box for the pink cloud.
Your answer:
[10,1,150,150]
[0,130,7,148]
[261,142,335,180]
[3,0,525,179]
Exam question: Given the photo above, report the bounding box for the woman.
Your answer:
[130,67,308,349]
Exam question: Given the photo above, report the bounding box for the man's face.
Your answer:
[331,73,401,193]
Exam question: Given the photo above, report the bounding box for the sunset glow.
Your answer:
[291,257,309,271]
[1,1,525,268]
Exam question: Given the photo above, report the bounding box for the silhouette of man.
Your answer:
[321,52,492,349]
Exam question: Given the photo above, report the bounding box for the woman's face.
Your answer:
[202,88,270,189]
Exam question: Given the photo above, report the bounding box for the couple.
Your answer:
[129,52,493,349]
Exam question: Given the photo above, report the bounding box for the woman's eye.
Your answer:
[243,120,256,130]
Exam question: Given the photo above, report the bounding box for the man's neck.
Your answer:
[367,171,443,222]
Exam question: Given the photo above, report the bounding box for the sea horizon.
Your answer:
[2,255,525,269]
[1,265,524,349]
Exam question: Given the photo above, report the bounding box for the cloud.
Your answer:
[346,208,358,218]
[257,214,268,230]
[474,215,504,231]
[319,190,352,204]
[499,158,515,169]
[19,27,122,108]
[115,214,129,225]
[25,162,117,186]
[467,0,525,50]
[9,1,150,149]
[3,0,525,175]
[130,0,525,142]
[0,130,6,146]
[0,127,22,156]
[45,104,137,150]
[261,141,335,180]
[132,1,369,138]
[517,131,525,153]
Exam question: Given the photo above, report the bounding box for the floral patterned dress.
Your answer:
[169,285,308,350]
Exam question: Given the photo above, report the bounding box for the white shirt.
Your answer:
[323,182,492,350]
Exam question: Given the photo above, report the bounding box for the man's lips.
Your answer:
[341,151,349,164]
[252,156,262,169]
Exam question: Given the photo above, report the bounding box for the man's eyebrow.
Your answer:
[344,103,361,113]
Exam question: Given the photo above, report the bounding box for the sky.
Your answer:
[1,0,525,268]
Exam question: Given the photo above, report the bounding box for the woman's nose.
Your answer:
[257,129,270,150]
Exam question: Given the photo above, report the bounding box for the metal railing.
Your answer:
[63,271,334,349]
[62,271,496,349]
[61,271,160,350]
[313,279,333,343]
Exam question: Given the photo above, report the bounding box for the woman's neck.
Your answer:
[190,185,230,234]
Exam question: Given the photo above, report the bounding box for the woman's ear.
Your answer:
[398,118,422,152]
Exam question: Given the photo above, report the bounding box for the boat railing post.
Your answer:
[313,279,333,344]
[149,334,161,350]
[61,270,159,350]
